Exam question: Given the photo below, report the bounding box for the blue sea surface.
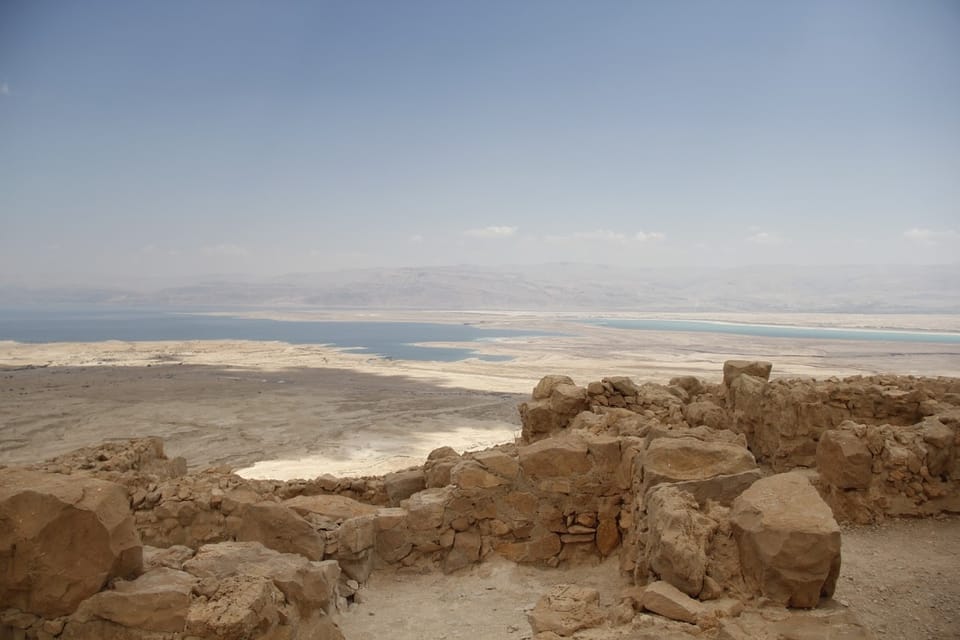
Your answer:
[0,308,543,362]
[588,318,960,344]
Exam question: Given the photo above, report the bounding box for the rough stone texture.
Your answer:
[231,501,326,560]
[73,567,195,632]
[284,494,378,521]
[640,436,758,504]
[518,436,592,493]
[527,584,605,636]
[817,429,873,490]
[384,469,426,506]
[731,472,841,608]
[533,375,576,400]
[183,541,340,615]
[643,486,717,597]
[723,360,773,386]
[520,377,588,442]
[0,468,143,617]
[640,580,706,624]
[142,545,195,571]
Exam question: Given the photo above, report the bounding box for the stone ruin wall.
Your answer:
[1,360,959,639]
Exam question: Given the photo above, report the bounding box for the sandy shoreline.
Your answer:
[2,311,959,480]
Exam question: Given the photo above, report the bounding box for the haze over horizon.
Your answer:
[2,1,958,285]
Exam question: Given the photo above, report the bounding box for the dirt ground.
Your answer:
[338,517,960,640]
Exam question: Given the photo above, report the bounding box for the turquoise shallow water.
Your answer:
[588,318,960,344]
[0,308,546,362]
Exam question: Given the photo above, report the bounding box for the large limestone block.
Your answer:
[184,574,285,640]
[528,584,605,636]
[641,436,759,505]
[730,472,841,608]
[495,532,562,563]
[232,501,326,561]
[723,360,773,386]
[533,375,576,400]
[816,430,873,490]
[0,468,143,617]
[284,494,378,520]
[405,487,452,530]
[183,541,340,615]
[644,486,717,597]
[74,567,196,632]
[520,378,588,442]
[640,580,706,624]
[384,469,426,506]
[519,436,592,488]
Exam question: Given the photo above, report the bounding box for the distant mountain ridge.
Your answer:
[2,263,958,313]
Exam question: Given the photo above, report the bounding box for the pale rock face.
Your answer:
[231,501,326,561]
[533,375,577,400]
[640,580,706,624]
[641,436,759,506]
[284,494,379,520]
[0,468,143,617]
[644,486,718,597]
[518,436,592,488]
[73,567,196,632]
[183,541,341,615]
[730,472,841,608]
[520,377,588,442]
[723,360,773,386]
[817,429,873,490]
[384,469,426,506]
[527,584,605,636]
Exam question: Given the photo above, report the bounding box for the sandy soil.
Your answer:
[337,517,960,640]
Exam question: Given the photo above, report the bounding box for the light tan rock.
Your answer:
[443,531,481,573]
[0,468,142,617]
[641,580,706,624]
[528,584,605,636]
[284,494,378,520]
[142,544,195,571]
[450,460,506,489]
[74,567,195,632]
[472,449,520,479]
[405,487,451,530]
[337,515,376,554]
[644,486,717,596]
[183,541,340,615]
[641,436,759,505]
[533,375,576,400]
[519,436,592,488]
[495,532,562,563]
[232,501,326,561]
[730,472,841,608]
[424,446,461,487]
[384,469,426,506]
[184,574,285,640]
[817,429,873,490]
[723,360,773,386]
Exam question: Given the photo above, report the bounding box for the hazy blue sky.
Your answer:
[1,1,958,282]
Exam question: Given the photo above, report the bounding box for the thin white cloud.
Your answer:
[904,228,957,245]
[409,234,424,243]
[745,230,783,245]
[0,83,10,97]
[464,226,518,238]
[545,229,665,244]
[201,243,248,257]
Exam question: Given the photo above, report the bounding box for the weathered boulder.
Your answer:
[723,360,773,386]
[450,460,506,489]
[405,487,451,530]
[533,375,576,400]
[528,584,605,636]
[143,544,195,571]
[183,541,340,615]
[817,429,873,490]
[730,472,841,608]
[373,507,412,564]
[644,486,717,597]
[384,469,426,506]
[0,468,142,617]
[920,416,955,478]
[284,494,378,521]
[424,446,462,488]
[684,400,730,431]
[232,501,326,560]
[443,531,481,574]
[640,580,706,624]
[495,531,562,563]
[73,567,195,632]
[641,436,759,506]
[519,436,592,493]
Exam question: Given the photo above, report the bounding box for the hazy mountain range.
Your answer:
[2,264,958,313]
